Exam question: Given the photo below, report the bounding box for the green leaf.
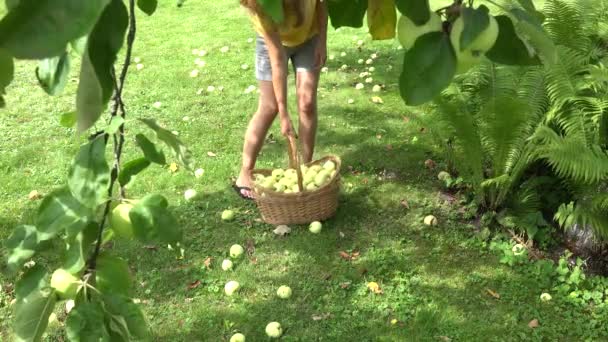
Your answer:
[368,0,397,40]
[15,265,47,299]
[327,0,367,28]
[510,8,557,65]
[76,0,128,132]
[135,134,166,165]
[129,194,182,245]
[71,35,88,56]
[257,0,283,24]
[459,6,490,51]
[399,32,456,106]
[137,0,158,15]
[5,0,20,10]
[514,0,545,22]
[66,300,112,341]
[59,111,77,128]
[37,187,95,240]
[36,51,70,96]
[5,225,39,273]
[0,49,13,96]
[118,158,151,187]
[103,295,151,341]
[13,288,57,342]
[140,119,193,170]
[486,15,540,65]
[63,223,98,274]
[68,136,110,209]
[0,0,110,59]
[95,254,132,296]
[106,116,125,134]
[395,0,430,25]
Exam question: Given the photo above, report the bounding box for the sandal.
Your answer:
[232,184,254,200]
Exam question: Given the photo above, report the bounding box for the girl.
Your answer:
[234,0,328,199]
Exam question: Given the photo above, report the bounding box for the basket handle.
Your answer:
[286,134,305,192]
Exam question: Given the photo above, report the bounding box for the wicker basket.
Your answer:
[251,135,341,225]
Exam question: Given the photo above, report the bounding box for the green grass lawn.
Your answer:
[0,1,605,341]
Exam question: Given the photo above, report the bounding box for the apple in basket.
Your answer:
[254,161,337,193]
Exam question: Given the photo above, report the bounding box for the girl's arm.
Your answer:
[260,29,294,136]
[315,0,328,68]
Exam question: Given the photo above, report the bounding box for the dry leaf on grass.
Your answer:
[528,319,540,328]
[28,190,42,200]
[273,225,291,236]
[187,280,201,290]
[203,257,213,269]
[312,313,331,321]
[169,162,179,173]
[207,151,217,157]
[486,289,500,299]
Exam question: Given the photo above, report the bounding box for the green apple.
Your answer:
[284,189,293,194]
[271,169,285,178]
[512,243,526,256]
[224,280,240,296]
[276,285,292,299]
[305,183,318,191]
[230,333,246,342]
[110,203,135,239]
[314,170,330,187]
[540,292,552,302]
[184,189,198,201]
[222,210,236,221]
[437,171,451,181]
[309,165,322,173]
[291,184,300,193]
[51,269,80,299]
[222,259,233,271]
[265,322,282,338]
[48,313,59,329]
[284,168,297,178]
[273,182,286,192]
[397,12,443,49]
[450,15,499,74]
[262,178,275,189]
[322,160,336,171]
[300,165,308,174]
[309,221,322,234]
[303,171,316,185]
[423,215,438,226]
[330,170,337,179]
[230,244,245,258]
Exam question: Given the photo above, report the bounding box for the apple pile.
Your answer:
[254,160,337,194]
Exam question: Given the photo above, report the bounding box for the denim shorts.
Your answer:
[255,35,318,81]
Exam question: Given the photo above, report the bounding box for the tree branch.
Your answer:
[87,0,137,272]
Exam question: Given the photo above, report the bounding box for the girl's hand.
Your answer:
[315,39,327,68]
[280,115,295,137]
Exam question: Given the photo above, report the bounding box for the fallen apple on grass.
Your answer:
[230,244,245,258]
[224,280,240,296]
[265,322,283,338]
[309,221,323,234]
[277,285,292,299]
[222,210,235,221]
[222,259,233,271]
[423,215,438,226]
[230,333,246,342]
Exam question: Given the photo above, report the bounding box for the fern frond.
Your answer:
[555,200,608,240]
[518,68,549,119]
[545,47,587,106]
[533,126,608,183]
[543,0,594,53]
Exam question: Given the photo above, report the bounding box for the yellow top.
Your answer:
[250,0,318,47]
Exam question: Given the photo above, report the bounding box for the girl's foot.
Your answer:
[234,171,254,200]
